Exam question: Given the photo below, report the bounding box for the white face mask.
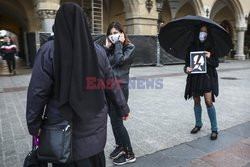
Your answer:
[108,33,120,44]
[199,32,207,42]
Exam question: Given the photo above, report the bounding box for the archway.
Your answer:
[211,0,243,21]
[159,1,172,28]
[103,0,126,33]
[0,0,39,66]
[175,2,196,19]
[210,0,245,41]
[220,20,234,38]
[191,0,203,16]
[210,0,239,57]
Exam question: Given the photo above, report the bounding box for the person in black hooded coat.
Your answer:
[26,3,129,167]
[184,25,219,140]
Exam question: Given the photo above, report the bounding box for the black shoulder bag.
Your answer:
[37,116,72,164]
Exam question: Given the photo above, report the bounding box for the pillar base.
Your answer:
[234,54,246,60]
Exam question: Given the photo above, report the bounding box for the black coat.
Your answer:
[184,41,219,102]
[104,42,135,84]
[26,40,130,161]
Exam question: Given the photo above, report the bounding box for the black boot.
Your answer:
[210,131,218,140]
[190,126,202,134]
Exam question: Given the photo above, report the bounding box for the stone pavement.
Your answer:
[122,121,250,167]
[0,58,250,167]
[185,136,250,167]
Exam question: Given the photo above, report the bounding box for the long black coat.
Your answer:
[184,41,219,102]
[26,40,130,161]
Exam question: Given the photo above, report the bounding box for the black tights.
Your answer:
[193,92,213,108]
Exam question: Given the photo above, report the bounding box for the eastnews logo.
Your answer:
[86,77,163,89]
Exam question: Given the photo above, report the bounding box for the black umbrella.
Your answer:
[159,15,232,60]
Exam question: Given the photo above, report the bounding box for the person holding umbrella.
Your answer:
[159,16,232,140]
[184,25,219,140]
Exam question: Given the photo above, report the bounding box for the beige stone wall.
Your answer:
[34,0,60,11]
[103,0,126,34]
[24,0,41,32]
[175,2,196,19]
[240,0,250,18]
[123,0,158,35]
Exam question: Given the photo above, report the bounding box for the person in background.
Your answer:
[104,21,136,165]
[0,36,17,74]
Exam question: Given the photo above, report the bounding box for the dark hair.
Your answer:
[106,22,129,46]
[194,24,215,49]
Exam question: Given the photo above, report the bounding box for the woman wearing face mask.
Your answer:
[103,22,136,165]
[184,25,219,140]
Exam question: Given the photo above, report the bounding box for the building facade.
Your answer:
[0,0,249,61]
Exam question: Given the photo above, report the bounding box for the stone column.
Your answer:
[37,10,57,32]
[34,0,60,32]
[123,0,158,35]
[235,27,247,60]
